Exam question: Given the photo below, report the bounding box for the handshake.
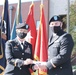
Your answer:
[23,59,47,70]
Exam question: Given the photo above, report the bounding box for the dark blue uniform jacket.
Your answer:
[4,38,34,75]
[47,30,74,75]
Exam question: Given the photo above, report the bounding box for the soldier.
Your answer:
[4,23,36,75]
[26,15,74,75]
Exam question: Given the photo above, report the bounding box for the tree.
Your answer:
[70,0,76,66]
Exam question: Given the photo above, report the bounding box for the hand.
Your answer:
[36,62,47,70]
[32,61,47,70]
[33,64,39,70]
[24,59,33,65]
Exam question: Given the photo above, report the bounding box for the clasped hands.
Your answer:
[23,59,47,70]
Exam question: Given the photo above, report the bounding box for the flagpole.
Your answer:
[67,0,70,33]
[32,0,34,4]
[9,5,14,31]
[41,0,43,4]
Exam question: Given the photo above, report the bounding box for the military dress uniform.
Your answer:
[4,23,34,75]
[4,38,34,75]
[46,30,74,75]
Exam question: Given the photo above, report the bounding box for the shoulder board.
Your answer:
[7,40,15,44]
[8,40,13,42]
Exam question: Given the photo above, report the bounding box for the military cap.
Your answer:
[49,15,62,24]
[16,23,29,30]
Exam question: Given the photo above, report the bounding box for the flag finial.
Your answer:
[32,0,34,4]
[41,0,43,4]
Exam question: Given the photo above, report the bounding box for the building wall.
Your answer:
[49,0,68,19]
[48,0,76,37]
[49,0,75,19]
[0,0,49,31]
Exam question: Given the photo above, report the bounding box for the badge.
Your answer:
[54,16,58,20]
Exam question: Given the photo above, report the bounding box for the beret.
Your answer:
[49,15,62,24]
[16,23,29,30]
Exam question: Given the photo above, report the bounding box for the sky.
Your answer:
[0,0,40,5]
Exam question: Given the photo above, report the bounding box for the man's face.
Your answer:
[49,21,62,28]
[16,28,28,39]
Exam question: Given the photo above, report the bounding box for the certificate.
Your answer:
[33,61,41,65]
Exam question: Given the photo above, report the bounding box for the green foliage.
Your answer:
[70,1,76,27]
[70,1,76,55]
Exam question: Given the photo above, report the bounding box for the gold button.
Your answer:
[21,58,23,60]
[22,53,24,55]
[60,67,62,69]
[20,68,22,70]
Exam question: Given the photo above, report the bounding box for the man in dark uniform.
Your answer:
[27,15,74,75]
[4,23,36,75]
[46,15,74,75]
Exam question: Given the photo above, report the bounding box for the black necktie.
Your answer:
[21,43,24,49]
